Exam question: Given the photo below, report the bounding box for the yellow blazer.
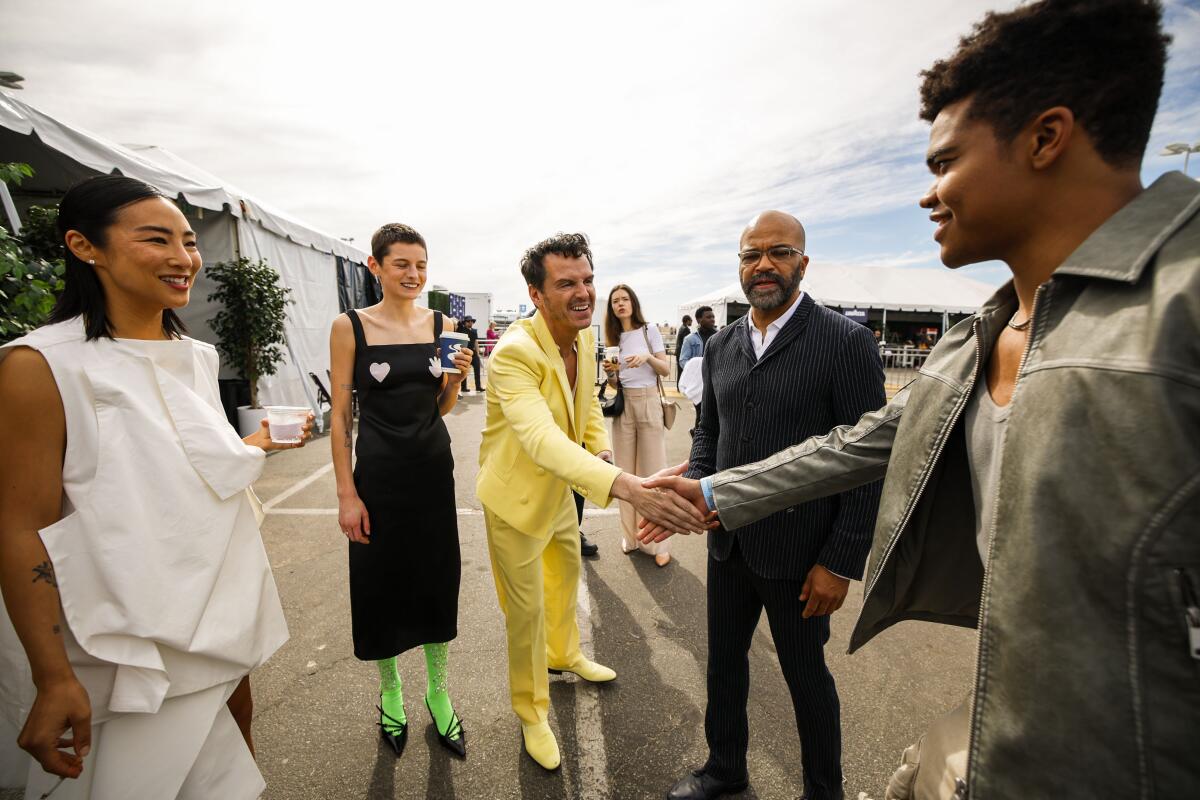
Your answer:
[477,311,621,537]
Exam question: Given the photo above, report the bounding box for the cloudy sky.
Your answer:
[2,0,1198,323]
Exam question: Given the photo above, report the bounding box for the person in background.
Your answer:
[679,305,718,433]
[0,175,310,798]
[329,223,472,761]
[574,489,599,557]
[483,320,499,357]
[674,314,692,380]
[461,316,482,393]
[603,284,673,567]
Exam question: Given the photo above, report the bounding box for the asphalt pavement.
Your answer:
[249,390,974,800]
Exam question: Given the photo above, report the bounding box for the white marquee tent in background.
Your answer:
[0,92,370,427]
[678,263,997,329]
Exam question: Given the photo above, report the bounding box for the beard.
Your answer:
[742,268,802,310]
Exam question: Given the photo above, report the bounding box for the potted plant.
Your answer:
[206,256,294,435]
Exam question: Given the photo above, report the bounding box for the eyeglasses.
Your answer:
[738,245,805,268]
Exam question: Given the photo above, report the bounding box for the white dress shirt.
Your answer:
[748,291,805,360]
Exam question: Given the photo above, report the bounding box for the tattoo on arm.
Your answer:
[52,624,61,635]
[344,428,352,448]
[32,560,57,587]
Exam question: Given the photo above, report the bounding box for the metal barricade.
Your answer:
[880,346,930,394]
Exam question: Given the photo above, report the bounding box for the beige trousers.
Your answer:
[610,386,669,555]
[483,492,583,726]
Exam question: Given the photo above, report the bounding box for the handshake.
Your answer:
[606,461,718,543]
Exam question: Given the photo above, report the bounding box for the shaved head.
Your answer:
[741,210,806,250]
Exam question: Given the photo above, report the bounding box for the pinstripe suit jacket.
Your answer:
[685,293,885,580]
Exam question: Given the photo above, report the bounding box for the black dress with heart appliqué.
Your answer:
[346,308,459,659]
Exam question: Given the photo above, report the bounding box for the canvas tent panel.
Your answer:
[678,265,997,323]
[238,221,340,411]
[174,209,242,379]
[0,94,239,213]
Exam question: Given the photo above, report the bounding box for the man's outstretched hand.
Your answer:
[610,465,715,535]
[636,471,716,543]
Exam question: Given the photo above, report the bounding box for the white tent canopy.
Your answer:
[0,92,369,419]
[679,264,998,326]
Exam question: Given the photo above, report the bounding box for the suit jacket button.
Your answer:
[536,467,546,476]
[520,496,528,504]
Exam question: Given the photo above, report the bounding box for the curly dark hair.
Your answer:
[919,0,1170,168]
[371,223,426,264]
[519,232,593,289]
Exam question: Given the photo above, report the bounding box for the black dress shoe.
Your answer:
[425,697,467,758]
[580,532,599,557]
[666,768,748,800]
[377,701,408,757]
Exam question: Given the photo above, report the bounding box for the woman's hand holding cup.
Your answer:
[245,411,316,452]
[447,346,473,383]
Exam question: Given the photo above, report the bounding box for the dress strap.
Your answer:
[434,310,443,339]
[347,309,368,351]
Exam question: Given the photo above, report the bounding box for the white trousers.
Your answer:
[20,680,262,800]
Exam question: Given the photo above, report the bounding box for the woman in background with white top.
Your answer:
[602,285,672,567]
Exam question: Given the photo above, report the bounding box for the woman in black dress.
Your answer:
[328,223,472,759]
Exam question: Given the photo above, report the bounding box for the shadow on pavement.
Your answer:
[584,559,717,800]
[366,734,396,799]
[422,724,459,800]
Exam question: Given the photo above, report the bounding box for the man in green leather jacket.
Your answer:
[644,1,1199,797]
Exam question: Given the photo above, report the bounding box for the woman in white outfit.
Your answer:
[602,284,672,567]
[0,175,311,799]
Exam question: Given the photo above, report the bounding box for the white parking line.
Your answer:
[265,506,620,517]
[263,460,615,793]
[568,565,611,799]
[261,463,334,511]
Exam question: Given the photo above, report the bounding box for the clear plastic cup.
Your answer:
[604,346,620,364]
[264,406,310,444]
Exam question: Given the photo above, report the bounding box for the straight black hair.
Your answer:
[47,174,187,340]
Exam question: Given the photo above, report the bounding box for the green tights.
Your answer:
[377,643,458,739]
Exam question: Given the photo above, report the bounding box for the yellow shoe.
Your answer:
[521,722,560,771]
[548,658,616,683]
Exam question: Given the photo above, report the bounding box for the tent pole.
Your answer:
[882,308,888,341]
[0,180,21,235]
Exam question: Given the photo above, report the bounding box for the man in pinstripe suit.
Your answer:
[666,211,884,800]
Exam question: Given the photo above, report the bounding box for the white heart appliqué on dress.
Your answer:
[369,362,391,383]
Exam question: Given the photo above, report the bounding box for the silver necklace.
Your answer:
[1006,313,1031,332]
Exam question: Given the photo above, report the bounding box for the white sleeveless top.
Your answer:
[0,319,288,729]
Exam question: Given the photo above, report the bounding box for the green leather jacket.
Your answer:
[709,172,1200,798]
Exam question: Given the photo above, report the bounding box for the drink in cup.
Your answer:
[265,406,310,444]
[439,330,470,373]
[604,346,620,364]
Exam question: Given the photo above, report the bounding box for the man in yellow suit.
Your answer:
[478,233,711,770]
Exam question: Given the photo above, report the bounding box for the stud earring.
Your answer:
[88,259,96,265]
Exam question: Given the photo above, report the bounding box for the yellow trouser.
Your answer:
[484,490,582,726]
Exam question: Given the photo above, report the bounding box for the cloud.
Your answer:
[2,0,1196,324]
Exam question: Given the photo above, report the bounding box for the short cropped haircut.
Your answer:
[519,232,593,289]
[694,305,713,319]
[919,0,1170,168]
[371,223,427,264]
